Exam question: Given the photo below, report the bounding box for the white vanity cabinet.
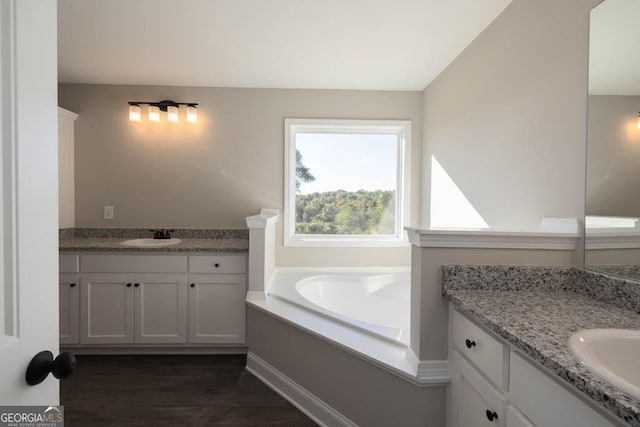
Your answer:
[59,255,80,345]
[450,306,619,427]
[188,255,247,344]
[60,253,247,351]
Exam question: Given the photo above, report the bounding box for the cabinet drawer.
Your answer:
[189,255,246,274]
[60,255,79,273]
[510,351,616,427]
[453,309,507,389]
[80,255,187,273]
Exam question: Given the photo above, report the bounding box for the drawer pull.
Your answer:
[126,283,132,288]
[134,283,140,288]
[214,263,220,268]
[485,410,498,422]
[70,283,76,288]
[190,283,196,288]
[465,339,476,349]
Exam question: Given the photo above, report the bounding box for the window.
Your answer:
[284,119,411,246]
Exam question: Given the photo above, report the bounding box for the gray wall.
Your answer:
[421,0,602,228]
[586,95,640,217]
[59,84,422,266]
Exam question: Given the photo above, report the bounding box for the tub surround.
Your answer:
[59,228,248,253]
[443,265,640,426]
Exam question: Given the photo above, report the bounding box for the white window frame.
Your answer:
[284,118,411,247]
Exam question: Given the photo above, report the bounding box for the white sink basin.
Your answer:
[120,238,182,248]
[568,328,640,399]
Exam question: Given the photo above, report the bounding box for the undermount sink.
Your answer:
[568,329,640,399]
[120,238,182,248]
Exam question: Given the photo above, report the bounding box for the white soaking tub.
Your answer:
[268,268,410,345]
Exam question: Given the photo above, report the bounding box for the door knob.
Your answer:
[26,351,77,385]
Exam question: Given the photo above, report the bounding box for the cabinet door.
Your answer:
[188,274,246,344]
[451,350,506,427]
[80,274,134,344]
[506,406,535,427]
[59,273,80,345]
[134,273,187,344]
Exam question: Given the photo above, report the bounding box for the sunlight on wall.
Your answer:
[430,156,489,228]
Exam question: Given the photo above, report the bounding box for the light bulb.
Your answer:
[637,112,640,130]
[167,105,179,123]
[129,104,141,122]
[186,105,198,123]
[148,105,160,122]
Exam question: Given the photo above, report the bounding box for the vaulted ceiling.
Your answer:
[58,0,513,90]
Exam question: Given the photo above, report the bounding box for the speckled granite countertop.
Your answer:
[443,266,640,426]
[59,228,249,253]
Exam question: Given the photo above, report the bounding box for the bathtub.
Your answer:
[267,268,410,345]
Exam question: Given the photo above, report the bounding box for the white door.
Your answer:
[0,0,60,404]
[134,274,187,344]
[80,274,135,345]
[188,274,246,344]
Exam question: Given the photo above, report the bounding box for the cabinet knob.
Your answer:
[465,339,476,349]
[126,283,132,287]
[485,410,498,422]
[70,283,76,288]
[134,283,140,288]
[190,283,196,288]
[214,263,220,268]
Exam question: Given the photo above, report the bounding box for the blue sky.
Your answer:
[296,133,398,194]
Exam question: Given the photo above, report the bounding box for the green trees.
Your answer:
[295,190,395,235]
[295,149,315,193]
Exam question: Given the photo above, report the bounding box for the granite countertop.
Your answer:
[59,228,249,253]
[442,265,640,427]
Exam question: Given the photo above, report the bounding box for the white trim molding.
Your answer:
[585,228,640,250]
[246,352,357,427]
[405,348,451,385]
[405,222,580,250]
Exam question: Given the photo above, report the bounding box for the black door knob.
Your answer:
[126,283,132,287]
[485,410,498,422]
[26,351,77,385]
[190,283,195,288]
[134,283,140,287]
[70,283,76,288]
[214,263,220,268]
[465,339,476,348]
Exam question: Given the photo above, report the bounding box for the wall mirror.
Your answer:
[585,0,640,280]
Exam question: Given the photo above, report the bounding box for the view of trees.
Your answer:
[295,189,396,235]
[295,149,395,235]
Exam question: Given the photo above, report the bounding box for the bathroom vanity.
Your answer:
[59,229,249,353]
[444,266,640,427]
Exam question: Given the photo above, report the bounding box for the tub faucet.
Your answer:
[150,229,174,239]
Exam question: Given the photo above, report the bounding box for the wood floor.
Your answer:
[61,355,317,426]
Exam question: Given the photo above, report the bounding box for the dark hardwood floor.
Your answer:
[61,355,317,426]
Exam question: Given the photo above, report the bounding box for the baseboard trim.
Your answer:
[246,352,357,427]
[405,348,451,384]
[62,346,247,355]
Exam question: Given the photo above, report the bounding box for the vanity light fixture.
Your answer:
[127,100,199,123]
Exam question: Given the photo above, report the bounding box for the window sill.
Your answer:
[284,237,410,248]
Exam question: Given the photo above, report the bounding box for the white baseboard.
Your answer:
[405,348,451,384]
[246,352,357,427]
